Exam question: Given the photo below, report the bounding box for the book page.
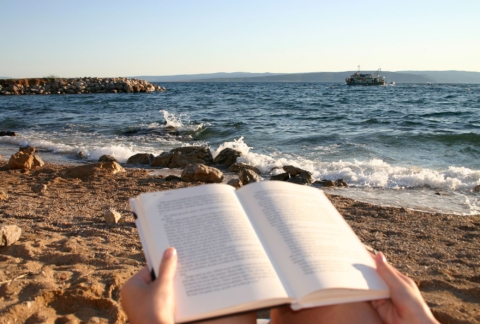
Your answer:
[236,181,388,304]
[135,184,290,323]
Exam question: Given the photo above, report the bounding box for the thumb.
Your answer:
[376,252,414,288]
[155,247,178,289]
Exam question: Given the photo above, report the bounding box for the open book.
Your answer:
[130,181,389,323]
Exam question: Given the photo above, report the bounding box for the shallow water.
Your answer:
[1,82,479,214]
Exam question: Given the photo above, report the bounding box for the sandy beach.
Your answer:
[0,160,479,323]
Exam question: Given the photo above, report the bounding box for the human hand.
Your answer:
[121,247,177,324]
[372,252,439,324]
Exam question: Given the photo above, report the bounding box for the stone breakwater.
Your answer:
[0,77,166,95]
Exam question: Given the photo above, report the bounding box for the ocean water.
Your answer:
[1,82,479,215]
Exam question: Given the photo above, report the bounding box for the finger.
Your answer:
[155,247,178,289]
[129,266,153,285]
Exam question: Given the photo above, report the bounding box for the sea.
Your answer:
[1,82,479,215]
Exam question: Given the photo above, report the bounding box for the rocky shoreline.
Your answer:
[0,77,166,95]
[0,146,479,323]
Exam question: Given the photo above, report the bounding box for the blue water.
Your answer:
[1,82,479,214]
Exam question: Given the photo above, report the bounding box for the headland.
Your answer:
[0,77,166,95]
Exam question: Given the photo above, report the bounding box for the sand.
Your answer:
[0,162,479,323]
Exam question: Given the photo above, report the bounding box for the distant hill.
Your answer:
[0,77,11,79]
[133,72,283,82]
[137,71,480,83]
[192,71,432,83]
[398,71,480,83]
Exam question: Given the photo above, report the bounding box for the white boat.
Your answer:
[346,66,386,86]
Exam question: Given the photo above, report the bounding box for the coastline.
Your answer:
[0,157,479,322]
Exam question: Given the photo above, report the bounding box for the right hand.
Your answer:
[372,252,439,324]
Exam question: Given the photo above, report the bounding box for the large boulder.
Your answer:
[127,153,154,165]
[8,146,44,170]
[181,164,224,183]
[283,165,308,176]
[8,151,34,170]
[151,146,213,168]
[64,162,125,179]
[228,163,261,175]
[283,165,313,184]
[1,225,22,246]
[214,148,242,167]
[239,169,260,185]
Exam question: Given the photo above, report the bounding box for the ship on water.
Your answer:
[345,66,386,86]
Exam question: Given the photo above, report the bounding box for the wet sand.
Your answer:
[0,161,479,323]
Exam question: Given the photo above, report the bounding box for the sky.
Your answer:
[1,0,479,78]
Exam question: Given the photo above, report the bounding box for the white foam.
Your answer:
[211,138,480,194]
[85,145,157,163]
[0,134,161,163]
[160,110,205,132]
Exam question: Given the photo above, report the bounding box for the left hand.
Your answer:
[121,247,178,324]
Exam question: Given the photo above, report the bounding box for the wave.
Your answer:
[214,138,480,193]
[160,110,205,133]
[420,111,465,118]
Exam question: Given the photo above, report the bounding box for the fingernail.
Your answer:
[163,247,177,259]
[378,252,387,264]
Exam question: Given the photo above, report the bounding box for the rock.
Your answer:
[32,155,44,168]
[239,169,260,185]
[8,151,34,170]
[76,151,87,159]
[270,173,290,181]
[0,78,165,96]
[104,208,122,225]
[151,146,214,168]
[64,162,125,179]
[297,171,314,184]
[228,163,261,175]
[126,153,154,165]
[314,180,336,187]
[165,175,182,181]
[364,244,377,254]
[19,145,36,154]
[281,166,313,184]
[0,131,17,136]
[164,126,179,136]
[227,178,243,188]
[287,175,311,185]
[213,148,242,167]
[31,184,47,193]
[98,155,117,162]
[0,191,8,200]
[282,165,306,176]
[150,152,172,167]
[181,164,224,183]
[474,185,480,192]
[336,179,348,187]
[0,225,22,246]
